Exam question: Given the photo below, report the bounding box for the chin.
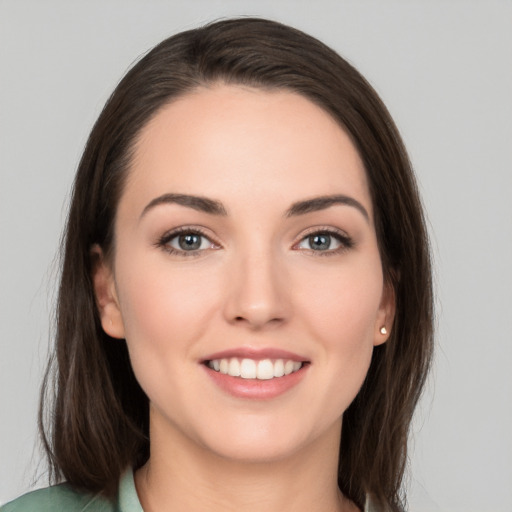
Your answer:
[191,412,341,465]
[206,435,306,464]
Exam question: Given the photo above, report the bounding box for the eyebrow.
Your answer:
[140,193,227,219]
[285,195,370,222]
[140,193,369,222]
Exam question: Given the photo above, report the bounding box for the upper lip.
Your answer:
[202,347,309,363]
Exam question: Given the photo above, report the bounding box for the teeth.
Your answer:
[228,358,241,377]
[208,358,303,380]
[284,360,294,375]
[274,359,285,377]
[240,358,257,379]
[219,359,229,374]
[256,359,274,380]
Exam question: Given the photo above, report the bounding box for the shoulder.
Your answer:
[1,469,140,512]
[1,484,115,512]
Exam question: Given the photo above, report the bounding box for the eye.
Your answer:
[157,228,218,256]
[295,229,353,254]
[170,232,209,251]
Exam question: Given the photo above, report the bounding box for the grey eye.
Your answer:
[178,233,202,250]
[308,234,332,251]
[168,232,211,252]
[296,231,349,253]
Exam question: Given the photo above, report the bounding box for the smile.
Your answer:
[207,358,303,380]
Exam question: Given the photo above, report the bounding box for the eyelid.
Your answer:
[292,226,354,254]
[156,226,221,256]
[155,224,353,257]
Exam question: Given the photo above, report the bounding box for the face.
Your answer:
[94,85,394,464]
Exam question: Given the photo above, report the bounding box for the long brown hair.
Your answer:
[39,17,433,511]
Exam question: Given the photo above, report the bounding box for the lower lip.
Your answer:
[203,364,308,399]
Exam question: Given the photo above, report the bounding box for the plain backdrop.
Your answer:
[1,1,511,511]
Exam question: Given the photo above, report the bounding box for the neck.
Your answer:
[135,415,358,512]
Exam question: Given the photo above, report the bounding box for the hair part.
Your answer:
[40,17,433,511]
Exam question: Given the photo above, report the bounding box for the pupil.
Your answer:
[179,234,201,250]
[310,234,330,250]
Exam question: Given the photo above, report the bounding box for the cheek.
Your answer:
[114,254,223,362]
[113,255,227,414]
[299,258,383,340]
[297,258,383,386]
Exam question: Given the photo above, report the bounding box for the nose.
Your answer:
[223,247,290,330]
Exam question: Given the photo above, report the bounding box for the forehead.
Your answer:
[124,84,372,218]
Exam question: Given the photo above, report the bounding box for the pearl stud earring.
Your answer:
[379,326,387,335]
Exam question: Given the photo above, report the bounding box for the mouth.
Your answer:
[206,357,304,380]
[201,348,310,399]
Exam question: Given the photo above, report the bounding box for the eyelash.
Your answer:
[156,227,218,257]
[293,227,354,256]
[155,226,354,257]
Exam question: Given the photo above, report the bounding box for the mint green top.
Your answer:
[1,470,142,512]
[2,470,381,511]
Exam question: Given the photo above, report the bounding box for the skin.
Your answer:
[93,85,394,512]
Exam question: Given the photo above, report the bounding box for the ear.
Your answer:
[374,277,396,346]
[91,244,125,339]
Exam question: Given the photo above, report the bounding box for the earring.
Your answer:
[379,326,387,335]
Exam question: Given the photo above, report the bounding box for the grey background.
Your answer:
[1,1,511,510]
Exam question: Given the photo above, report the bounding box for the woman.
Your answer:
[2,17,433,512]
